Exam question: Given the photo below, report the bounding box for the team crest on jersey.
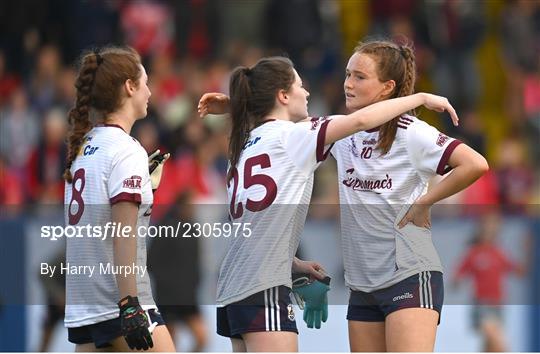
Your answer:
[310,116,329,130]
[287,304,295,321]
[350,136,359,157]
[310,117,320,130]
[122,175,142,189]
[436,133,449,147]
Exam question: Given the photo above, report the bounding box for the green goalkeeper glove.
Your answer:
[291,274,331,329]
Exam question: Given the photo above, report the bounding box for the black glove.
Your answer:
[118,295,154,350]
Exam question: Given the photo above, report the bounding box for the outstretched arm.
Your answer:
[198,92,230,116]
[324,93,459,145]
[197,92,459,142]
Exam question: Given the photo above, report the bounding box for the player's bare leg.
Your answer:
[165,322,176,345]
[242,331,298,352]
[348,321,386,352]
[385,308,438,352]
[231,338,247,352]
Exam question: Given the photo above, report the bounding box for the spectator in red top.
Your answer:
[0,155,24,210]
[120,0,173,60]
[0,50,21,109]
[453,211,526,352]
[26,108,67,203]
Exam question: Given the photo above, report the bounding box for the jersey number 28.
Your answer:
[228,154,277,219]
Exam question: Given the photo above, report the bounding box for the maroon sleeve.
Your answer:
[110,192,141,205]
[436,140,463,175]
[316,119,334,162]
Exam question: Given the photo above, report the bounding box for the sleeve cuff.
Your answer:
[436,140,463,175]
[110,192,142,205]
[316,119,334,162]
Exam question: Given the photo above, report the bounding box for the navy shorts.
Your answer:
[347,271,444,324]
[68,309,165,348]
[217,286,298,339]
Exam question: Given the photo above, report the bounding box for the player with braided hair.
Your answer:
[338,38,488,352]
[63,46,174,351]
[199,37,488,352]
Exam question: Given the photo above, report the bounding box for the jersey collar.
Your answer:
[366,126,380,133]
[249,119,276,132]
[95,123,127,133]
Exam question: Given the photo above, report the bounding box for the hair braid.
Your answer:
[396,46,416,100]
[355,39,417,155]
[63,53,100,183]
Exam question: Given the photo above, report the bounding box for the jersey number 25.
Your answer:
[228,153,277,219]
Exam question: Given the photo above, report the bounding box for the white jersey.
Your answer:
[64,124,155,328]
[217,118,332,306]
[331,115,462,292]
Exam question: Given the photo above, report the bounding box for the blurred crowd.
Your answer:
[0,1,538,351]
[0,0,538,217]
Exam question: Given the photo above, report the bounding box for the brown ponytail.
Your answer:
[227,57,295,182]
[64,46,142,183]
[354,39,417,155]
[228,67,252,182]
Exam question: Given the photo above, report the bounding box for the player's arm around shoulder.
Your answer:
[324,93,458,145]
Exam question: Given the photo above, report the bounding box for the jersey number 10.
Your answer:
[360,147,373,159]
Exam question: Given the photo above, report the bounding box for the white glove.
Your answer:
[148,149,170,190]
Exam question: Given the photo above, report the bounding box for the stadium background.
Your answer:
[0,0,538,351]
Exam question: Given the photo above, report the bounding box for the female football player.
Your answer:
[199,55,460,352]
[63,46,174,351]
[336,39,488,352]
